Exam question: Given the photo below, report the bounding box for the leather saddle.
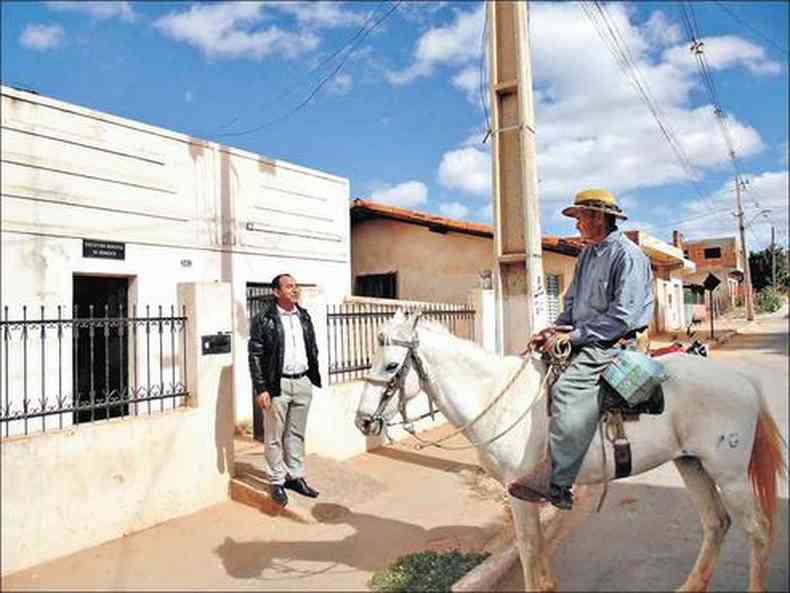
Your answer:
[599,382,664,421]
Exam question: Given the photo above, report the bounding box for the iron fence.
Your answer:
[1,304,188,437]
[326,300,476,384]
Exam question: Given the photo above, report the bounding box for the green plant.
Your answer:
[755,287,783,314]
[734,294,744,308]
[369,550,490,593]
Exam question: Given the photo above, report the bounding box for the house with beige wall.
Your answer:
[0,85,352,575]
[350,199,695,335]
[350,199,580,321]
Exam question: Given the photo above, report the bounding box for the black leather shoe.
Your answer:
[271,485,288,507]
[284,478,319,498]
[549,484,573,510]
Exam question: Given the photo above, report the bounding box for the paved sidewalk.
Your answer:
[649,303,786,351]
[2,425,510,591]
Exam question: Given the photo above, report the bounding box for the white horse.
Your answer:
[354,311,786,592]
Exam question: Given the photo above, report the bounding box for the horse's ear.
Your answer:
[392,309,406,325]
[410,309,423,330]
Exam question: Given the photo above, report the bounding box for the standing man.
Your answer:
[248,273,322,507]
[509,189,654,510]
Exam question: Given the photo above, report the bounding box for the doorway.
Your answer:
[73,276,129,423]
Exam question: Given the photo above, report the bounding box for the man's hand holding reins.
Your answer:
[523,325,573,356]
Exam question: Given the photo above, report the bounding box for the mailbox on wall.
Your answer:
[202,332,231,355]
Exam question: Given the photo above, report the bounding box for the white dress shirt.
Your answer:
[277,305,309,374]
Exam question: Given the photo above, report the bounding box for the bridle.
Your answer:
[364,316,438,435]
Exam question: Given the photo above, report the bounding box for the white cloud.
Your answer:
[46,1,135,22]
[430,3,775,209]
[386,5,483,85]
[327,73,352,95]
[270,2,367,28]
[369,180,428,208]
[670,170,788,246]
[663,35,782,76]
[451,64,483,104]
[20,24,64,50]
[644,11,682,47]
[438,201,470,220]
[438,147,490,196]
[476,203,493,223]
[153,2,319,61]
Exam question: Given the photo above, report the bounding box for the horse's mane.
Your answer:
[417,319,502,366]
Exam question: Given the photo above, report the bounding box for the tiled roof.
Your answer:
[350,199,583,256]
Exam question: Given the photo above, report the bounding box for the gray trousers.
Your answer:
[262,376,314,485]
[548,343,620,487]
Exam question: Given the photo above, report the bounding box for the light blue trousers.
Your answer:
[548,343,621,487]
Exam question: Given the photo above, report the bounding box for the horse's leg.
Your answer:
[510,498,556,591]
[673,457,731,592]
[711,472,772,592]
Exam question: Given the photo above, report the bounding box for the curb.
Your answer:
[452,489,588,592]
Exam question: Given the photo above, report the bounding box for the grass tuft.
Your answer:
[369,549,490,592]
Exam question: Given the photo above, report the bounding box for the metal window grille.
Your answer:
[1,304,188,438]
[326,300,476,384]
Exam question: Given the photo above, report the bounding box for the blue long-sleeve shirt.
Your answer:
[556,230,654,345]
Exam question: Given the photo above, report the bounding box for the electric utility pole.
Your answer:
[735,176,755,320]
[771,225,776,288]
[487,1,547,354]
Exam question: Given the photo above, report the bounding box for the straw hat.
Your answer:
[562,188,627,220]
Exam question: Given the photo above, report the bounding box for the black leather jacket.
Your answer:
[248,301,321,397]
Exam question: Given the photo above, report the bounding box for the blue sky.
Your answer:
[2,1,788,251]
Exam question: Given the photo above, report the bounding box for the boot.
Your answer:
[507,458,552,502]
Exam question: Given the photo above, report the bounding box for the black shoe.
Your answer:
[284,477,319,498]
[549,484,573,510]
[271,485,288,507]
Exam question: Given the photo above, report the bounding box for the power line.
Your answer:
[713,0,788,57]
[579,1,717,211]
[219,1,403,138]
[478,0,490,140]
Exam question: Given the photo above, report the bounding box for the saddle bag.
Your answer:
[601,349,669,407]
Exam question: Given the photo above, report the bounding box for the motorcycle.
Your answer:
[649,323,708,358]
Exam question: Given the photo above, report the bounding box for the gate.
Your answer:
[326,299,476,384]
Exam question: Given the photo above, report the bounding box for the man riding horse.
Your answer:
[509,188,654,510]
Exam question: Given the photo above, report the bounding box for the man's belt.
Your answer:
[282,371,308,379]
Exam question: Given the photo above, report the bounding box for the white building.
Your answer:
[1,85,351,437]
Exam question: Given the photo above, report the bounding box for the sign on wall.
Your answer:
[82,239,126,260]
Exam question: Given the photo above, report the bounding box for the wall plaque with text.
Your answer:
[83,239,126,260]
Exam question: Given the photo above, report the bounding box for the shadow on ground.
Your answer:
[214,503,497,582]
[496,481,789,592]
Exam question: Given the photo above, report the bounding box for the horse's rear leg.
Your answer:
[673,457,731,592]
[510,498,557,591]
[714,474,772,592]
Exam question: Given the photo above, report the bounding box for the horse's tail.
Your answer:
[748,402,787,541]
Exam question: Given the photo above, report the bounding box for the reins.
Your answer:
[369,327,572,452]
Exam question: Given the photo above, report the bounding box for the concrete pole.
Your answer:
[735,177,755,320]
[771,225,776,288]
[488,1,548,355]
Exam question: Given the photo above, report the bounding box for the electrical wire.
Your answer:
[478,0,491,140]
[579,1,718,212]
[218,1,403,138]
[713,0,788,57]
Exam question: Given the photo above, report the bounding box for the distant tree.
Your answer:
[749,246,789,291]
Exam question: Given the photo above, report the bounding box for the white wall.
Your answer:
[1,282,235,576]
[1,85,351,435]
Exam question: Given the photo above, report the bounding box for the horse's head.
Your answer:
[355,309,423,436]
